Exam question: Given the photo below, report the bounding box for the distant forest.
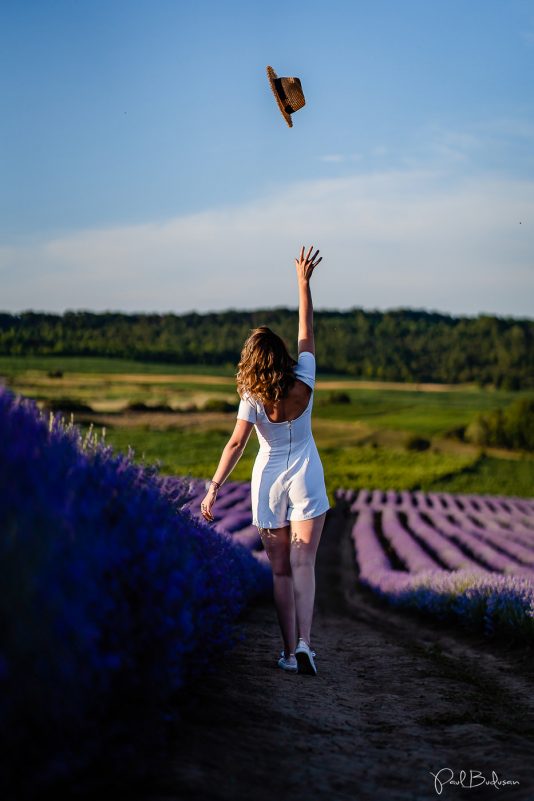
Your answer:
[1,308,533,389]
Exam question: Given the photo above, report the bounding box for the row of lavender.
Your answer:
[337,487,534,639]
[347,487,534,520]
[180,478,269,567]
[0,389,272,799]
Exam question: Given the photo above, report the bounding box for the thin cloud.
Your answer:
[1,169,533,317]
[320,154,362,164]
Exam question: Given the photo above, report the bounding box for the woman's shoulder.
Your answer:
[237,390,262,424]
[240,389,263,410]
[294,351,316,389]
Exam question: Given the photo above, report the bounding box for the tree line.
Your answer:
[0,308,533,388]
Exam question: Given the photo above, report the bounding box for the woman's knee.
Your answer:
[289,544,315,570]
[268,546,292,576]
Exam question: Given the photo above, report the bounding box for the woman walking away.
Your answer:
[200,246,330,676]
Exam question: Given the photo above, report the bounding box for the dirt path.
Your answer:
[133,503,534,801]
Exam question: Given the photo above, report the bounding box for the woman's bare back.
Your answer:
[263,379,312,424]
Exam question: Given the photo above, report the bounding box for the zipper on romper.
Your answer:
[287,419,292,469]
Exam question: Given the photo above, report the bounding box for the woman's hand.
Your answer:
[295,245,322,284]
[200,485,218,522]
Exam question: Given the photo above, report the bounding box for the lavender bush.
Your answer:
[0,388,271,798]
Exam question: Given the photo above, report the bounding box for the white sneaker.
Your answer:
[278,651,298,672]
[295,638,317,675]
[280,647,316,659]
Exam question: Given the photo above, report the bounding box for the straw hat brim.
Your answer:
[266,66,293,128]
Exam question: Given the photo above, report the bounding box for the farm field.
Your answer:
[1,355,533,500]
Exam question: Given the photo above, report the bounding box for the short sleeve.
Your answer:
[294,351,316,390]
[236,391,257,423]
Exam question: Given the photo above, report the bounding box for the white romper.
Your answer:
[236,351,330,529]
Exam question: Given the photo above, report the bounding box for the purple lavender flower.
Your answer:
[0,388,271,797]
[343,483,534,641]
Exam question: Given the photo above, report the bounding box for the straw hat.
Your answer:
[266,65,305,128]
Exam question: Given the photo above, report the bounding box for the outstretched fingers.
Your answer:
[295,245,323,279]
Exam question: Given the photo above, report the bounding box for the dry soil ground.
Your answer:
[111,501,534,801]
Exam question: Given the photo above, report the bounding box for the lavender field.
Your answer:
[182,476,534,640]
[338,487,534,639]
[0,389,271,798]
[2,383,534,798]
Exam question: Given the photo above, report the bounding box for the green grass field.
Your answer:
[0,355,239,377]
[0,355,353,380]
[90,425,489,504]
[313,387,530,436]
[2,355,533,500]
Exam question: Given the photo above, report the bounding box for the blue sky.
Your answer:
[1,0,533,317]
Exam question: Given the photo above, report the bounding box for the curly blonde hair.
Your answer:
[236,326,297,405]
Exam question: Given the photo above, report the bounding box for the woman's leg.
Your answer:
[289,512,327,646]
[259,524,296,656]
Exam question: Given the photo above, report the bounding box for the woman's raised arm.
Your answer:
[295,245,322,356]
